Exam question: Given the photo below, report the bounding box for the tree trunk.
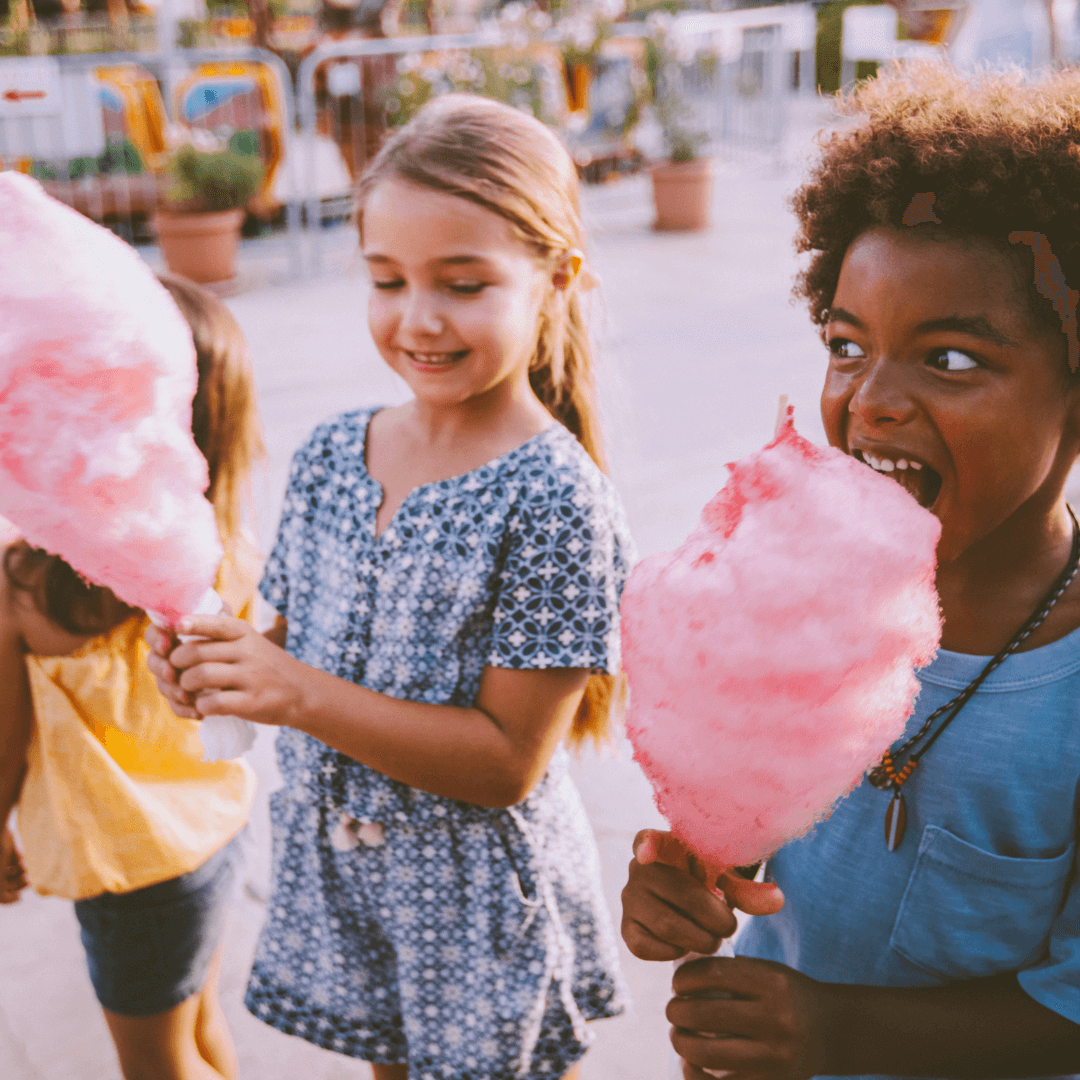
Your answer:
[9,0,36,36]
[250,0,271,49]
[106,0,130,32]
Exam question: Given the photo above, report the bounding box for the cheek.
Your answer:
[473,294,539,355]
[819,366,849,447]
[367,294,396,345]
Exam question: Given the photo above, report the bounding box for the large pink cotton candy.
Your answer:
[0,173,222,624]
[622,412,941,869]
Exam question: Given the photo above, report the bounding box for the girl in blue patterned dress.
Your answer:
[147,95,632,1080]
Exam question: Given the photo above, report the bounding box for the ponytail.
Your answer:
[529,288,607,472]
[529,266,625,745]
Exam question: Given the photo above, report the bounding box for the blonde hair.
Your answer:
[357,95,621,744]
[158,274,266,545]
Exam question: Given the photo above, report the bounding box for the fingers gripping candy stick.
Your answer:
[0,173,222,624]
[148,590,257,762]
[621,407,941,873]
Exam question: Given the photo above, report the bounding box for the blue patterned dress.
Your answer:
[245,409,633,1080]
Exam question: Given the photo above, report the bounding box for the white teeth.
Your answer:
[859,451,923,474]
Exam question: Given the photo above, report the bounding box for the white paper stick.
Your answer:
[149,587,257,761]
[774,394,791,439]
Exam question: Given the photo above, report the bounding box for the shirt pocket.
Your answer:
[889,824,1074,981]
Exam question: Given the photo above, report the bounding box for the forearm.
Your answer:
[289,664,541,807]
[169,616,584,806]
[0,642,32,822]
[820,974,1080,1078]
[0,740,27,825]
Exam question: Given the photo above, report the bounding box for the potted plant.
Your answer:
[154,129,264,285]
[645,15,712,231]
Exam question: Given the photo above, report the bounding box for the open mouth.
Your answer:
[853,449,942,510]
[406,350,469,370]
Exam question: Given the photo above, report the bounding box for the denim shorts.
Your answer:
[74,832,243,1017]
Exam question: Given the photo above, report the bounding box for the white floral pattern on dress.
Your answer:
[245,409,633,1079]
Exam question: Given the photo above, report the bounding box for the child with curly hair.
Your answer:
[621,62,1080,1079]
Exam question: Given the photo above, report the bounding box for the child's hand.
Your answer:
[144,625,201,719]
[668,955,830,1079]
[0,826,27,904]
[161,614,304,728]
[621,830,784,961]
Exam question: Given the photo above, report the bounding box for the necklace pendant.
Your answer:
[867,764,892,790]
[884,792,907,852]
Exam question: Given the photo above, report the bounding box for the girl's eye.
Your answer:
[928,348,979,372]
[372,279,404,291]
[828,338,866,361]
[447,282,487,295]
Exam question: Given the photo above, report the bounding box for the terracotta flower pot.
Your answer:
[651,158,713,232]
[154,209,245,285]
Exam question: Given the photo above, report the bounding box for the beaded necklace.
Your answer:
[867,506,1080,852]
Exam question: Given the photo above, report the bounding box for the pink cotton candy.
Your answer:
[0,173,222,624]
[621,412,941,869]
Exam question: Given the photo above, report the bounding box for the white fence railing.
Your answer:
[0,46,301,274]
[0,3,817,280]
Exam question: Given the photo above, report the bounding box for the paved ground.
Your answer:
[0,104,837,1080]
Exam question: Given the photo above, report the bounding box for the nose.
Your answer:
[399,287,444,337]
[847,357,916,428]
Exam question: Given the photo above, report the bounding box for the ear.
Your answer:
[551,249,585,292]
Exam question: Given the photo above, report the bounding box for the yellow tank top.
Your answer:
[17,548,259,901]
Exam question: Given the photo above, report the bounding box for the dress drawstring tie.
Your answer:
[507,807,591,1077]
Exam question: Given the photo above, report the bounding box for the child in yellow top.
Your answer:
[0,274,266,1080]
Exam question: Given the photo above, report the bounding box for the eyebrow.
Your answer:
[827,307,1018,347]
[362,253,492,268]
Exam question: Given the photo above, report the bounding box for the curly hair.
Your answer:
[793,61,1080,361]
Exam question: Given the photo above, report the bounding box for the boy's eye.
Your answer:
[372,278,404,291]
[828,338,866,361]
[928,348,979,372]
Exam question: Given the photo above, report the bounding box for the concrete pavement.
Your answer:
[0,107,836,1080]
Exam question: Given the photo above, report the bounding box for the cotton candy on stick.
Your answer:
[622,408,941,872]
[0,172,220,620]
[0,174,252,759]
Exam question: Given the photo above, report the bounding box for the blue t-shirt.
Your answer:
[736,624,1080,1080]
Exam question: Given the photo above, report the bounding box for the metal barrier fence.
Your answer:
[0,45,301,274]
[1,3,814,281]
[655,7,816,163]
[293,5,815,274]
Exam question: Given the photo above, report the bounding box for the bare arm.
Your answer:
[669,959,1080,1079]
[0,567,33,824]
[622,831,1080,1078]
[0,563,33,903]
[148,615,589,808]
[818,973,1079,1077]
